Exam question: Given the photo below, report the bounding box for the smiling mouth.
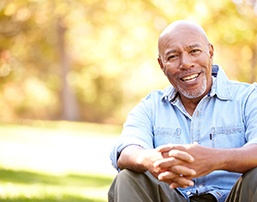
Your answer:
[181,73,200,82]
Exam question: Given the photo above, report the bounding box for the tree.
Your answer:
[0,0,256,124]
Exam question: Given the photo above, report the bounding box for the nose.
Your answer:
[179,53,193,70]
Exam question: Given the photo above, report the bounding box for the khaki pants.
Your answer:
[108,167,257,202]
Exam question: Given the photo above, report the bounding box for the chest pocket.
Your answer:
[153,127,181,147]
[212,123,245,148]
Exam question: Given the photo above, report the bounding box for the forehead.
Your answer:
[164,30,205,49]
[159,24,208,54]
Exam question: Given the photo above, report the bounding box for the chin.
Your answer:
[180,84,207,99]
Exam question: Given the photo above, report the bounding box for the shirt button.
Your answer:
[186,191,191,195]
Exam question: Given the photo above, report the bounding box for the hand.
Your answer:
[130,146,194,182]
[153,145,196,188]
[136,148,168,179]
[155,143,216,188]
[117,145,192,181]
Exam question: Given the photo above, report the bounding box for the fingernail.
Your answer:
[191,170,196,175]
[189,181,194,186]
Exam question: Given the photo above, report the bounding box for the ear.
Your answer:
[158,57,166,75]
[208,43,214,60]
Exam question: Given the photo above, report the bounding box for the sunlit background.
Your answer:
[0,0,257,201]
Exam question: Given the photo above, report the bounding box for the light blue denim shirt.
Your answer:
[110,65,257,201]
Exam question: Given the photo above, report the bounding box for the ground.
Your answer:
[0,122,119,201]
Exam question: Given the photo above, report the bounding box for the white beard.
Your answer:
[178,74,207,99]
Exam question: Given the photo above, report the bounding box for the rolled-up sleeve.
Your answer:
[110,94,156,171]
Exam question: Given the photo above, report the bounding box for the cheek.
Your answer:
[166,71,179,87]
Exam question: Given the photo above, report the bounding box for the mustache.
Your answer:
[177,69,204,79]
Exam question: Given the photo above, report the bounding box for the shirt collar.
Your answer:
[161,64,232,103]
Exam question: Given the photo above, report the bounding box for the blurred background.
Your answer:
[0,0,257,201]
[1,0,257,125]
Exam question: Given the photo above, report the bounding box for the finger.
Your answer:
[157,144,191,153]
[153,157,177,168]
[157,145,194,162]
[169,182,180,189]
[173,176,194,188]
[154,155,194,171]
[161,151,170,158]
[170,165,196,176]
[158,165,196,178]
[170,178,194,189]
[168,150,194,162]
[156,144,174,152]
[158,171,194,188]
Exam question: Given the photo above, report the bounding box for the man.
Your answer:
[108,20,257,202]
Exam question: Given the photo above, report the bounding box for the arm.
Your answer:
[118,144,195,185]
[217,144,257,173]
[117,145,149,173]
[155,143,257,188]
[118,145,167,179]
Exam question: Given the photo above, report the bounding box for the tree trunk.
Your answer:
[57,17,80,121]
[250,45,257,83]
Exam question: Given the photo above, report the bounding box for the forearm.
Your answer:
[117,145,148,172]
[215,144,257,173]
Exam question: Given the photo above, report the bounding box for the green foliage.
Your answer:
[0,0,256,123]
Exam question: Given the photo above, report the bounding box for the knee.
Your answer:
[115,169,140,184]
[242,167,257,187]
[115,169,156,187]
[243,167,257,179]
[117,169,136,179]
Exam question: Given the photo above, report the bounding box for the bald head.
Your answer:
[158,20,210,56]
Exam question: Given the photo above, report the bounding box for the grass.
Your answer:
[0,121,121,201]
[0,168,113,201]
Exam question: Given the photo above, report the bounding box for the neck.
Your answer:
[180,96,201,116]
[180,94,204,116]
[180,76,213,115]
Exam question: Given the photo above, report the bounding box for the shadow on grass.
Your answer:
[0,168,114,202]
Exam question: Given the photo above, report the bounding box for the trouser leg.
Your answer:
[225,167,257,202]
[108,169,187,202]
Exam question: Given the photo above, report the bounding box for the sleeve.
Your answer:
[109,93,156,171]
[244,83,257,147]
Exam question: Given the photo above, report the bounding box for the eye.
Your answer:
[167,54,179,62]
[190,49,202,55]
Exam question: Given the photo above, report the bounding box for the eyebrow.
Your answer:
[165,44,202,55]
[187,44,202,50]
[165,49,177,57]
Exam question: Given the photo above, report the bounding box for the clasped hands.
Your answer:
[150,143,213,189]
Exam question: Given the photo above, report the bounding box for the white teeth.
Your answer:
[182,74,199,81]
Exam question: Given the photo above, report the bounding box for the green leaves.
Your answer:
[0,0,256,123]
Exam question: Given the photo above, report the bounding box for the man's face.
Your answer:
[159,26,213,100]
